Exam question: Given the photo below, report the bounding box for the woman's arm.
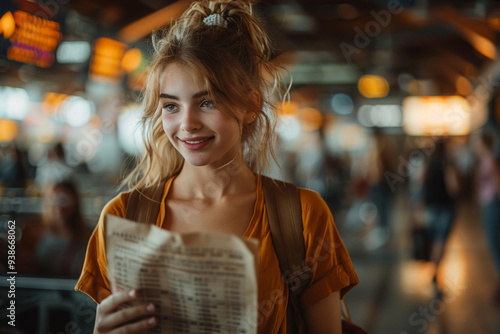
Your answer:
[303,291,342,334]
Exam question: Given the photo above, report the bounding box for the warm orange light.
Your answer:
[455,76,472,96]
[358,75,390,98]
[487,12,500,31]
[0,119,19,142]
[279,101,299,116]
[90,37,126,80]
[42,92,68,116]
[471,34,497,60]
[400,261,436,298]
[122,48,142,73]
[298,107,323,131]
[118,0,191,43]
[436,7,497,60]
[0,12,16,39]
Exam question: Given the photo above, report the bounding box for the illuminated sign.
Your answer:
[5,11,61,67]
[402,96,471,136]
[89,37,126,82]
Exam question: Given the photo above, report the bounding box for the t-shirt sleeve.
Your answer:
[298,189,359,308]
[74,191,130,304]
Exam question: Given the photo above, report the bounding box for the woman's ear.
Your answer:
[244,90,261,124]
[244,112,257,124]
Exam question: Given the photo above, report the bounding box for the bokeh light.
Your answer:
[358,75,390,98]
[330,93,354,115]
[122,48,142,73]
[117,104,144,155]
[0,119,19,142]
[62,96,95,127]
[1,87,31,121]
[0,11,16,39]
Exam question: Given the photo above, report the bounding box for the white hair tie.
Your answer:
[203,13,228,28]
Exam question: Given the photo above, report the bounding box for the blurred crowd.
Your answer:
[0,127,499,305]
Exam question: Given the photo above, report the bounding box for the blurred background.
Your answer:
[1,0,500,333]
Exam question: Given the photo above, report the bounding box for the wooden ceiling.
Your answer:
[68,0,500,95]
[4,0,500,97]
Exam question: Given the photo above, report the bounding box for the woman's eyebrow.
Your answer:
[159,91,209,100]
[192,90,209,99]
[159,93,178,100]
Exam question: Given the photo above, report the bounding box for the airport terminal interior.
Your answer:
[1,0,500,333]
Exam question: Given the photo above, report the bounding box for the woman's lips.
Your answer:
[179,136,214,150]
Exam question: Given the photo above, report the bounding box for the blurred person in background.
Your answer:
[450,137,475,200]
[35,142,73,192]
[475,131,500,304]
[36,179,91,276]
[408,146,430,261]
[0,142,27,189]
[422,139,460,298]
[365,128,396,249]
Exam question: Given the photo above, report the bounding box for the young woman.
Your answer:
[76,1,359,333]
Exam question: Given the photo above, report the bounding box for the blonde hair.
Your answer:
[123,0,285,190]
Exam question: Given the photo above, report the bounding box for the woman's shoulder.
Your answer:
[101,190,132,219]
[100,178,173,220]
[297,187,331,217]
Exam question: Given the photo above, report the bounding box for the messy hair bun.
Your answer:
[125,0,285,190]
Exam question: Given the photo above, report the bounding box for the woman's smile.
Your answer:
[178,136,215,150]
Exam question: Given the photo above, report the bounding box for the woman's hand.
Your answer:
[94,289,158,334]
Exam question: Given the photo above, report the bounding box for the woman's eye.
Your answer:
[162,104,178,112]
[201,100,214,108]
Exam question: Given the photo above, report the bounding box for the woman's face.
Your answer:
[160,63,243,168]
[47,186,75,225]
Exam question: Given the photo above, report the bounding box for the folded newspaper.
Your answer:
[105,214,259,334]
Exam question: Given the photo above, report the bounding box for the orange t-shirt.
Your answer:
[75,174,359,333]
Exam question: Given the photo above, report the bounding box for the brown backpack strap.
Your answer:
[262,175,312,334]
[125,181,167,224]
[261,176,312,291]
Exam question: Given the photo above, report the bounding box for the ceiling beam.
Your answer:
[117,0,192,44]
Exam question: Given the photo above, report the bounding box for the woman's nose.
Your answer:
[180,108,202,133]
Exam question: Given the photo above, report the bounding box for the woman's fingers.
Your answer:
[97,302,157,332]
[107,316,158,334]
[98,290,137,315]
[95,290,158,334]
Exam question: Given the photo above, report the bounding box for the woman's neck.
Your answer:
[174,157,256,200]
